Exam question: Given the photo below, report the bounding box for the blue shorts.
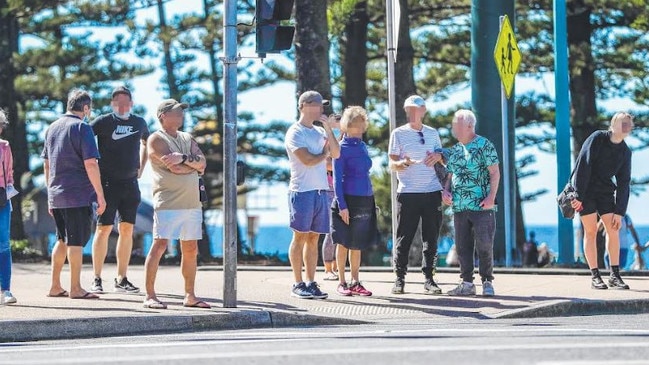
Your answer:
[289,190,330,234]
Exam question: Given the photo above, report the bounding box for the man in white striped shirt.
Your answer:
[388,95,445,295]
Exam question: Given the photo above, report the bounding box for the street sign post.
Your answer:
[493,15,520,99]
[494,14,521,267]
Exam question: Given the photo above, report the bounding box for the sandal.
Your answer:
[143,298,167,309]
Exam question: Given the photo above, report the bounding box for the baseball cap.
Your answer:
[157,99,189,117]
[298,91,330,107]
[111,85,132,99]
[403,95,426,108]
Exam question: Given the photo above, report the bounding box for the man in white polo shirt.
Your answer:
[388,95,444,295]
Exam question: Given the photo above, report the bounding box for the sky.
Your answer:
[103,0,649,228]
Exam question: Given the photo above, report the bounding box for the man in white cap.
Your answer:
[284,90,340,299]
[388,94,445,295]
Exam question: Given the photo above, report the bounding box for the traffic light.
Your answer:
[255,0,295,56]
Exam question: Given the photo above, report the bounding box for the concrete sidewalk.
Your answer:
[1,263,649,342]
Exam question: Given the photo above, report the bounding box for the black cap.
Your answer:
[111,85,132,99]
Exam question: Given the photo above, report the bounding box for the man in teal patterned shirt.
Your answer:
[442,109,500,296]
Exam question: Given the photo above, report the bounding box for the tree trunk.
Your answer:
[294,0,332,112]
[342,1,368,108]
[567,1,598,156]
[394,0,416,125]
[157,0,180,101]
[0,1,26,239]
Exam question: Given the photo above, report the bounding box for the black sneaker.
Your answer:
[306,281,328,299]
[608,274,630,289]
[114,277,140,294]
[90,277,104,293]
[391,277,405,294]
[591,275,608,290]
[423,278,442,295]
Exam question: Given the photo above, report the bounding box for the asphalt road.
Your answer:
[3,314,649,364]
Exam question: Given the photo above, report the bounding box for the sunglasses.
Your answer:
[417,131,425,145]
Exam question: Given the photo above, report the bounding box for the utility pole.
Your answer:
[385,0,398,249]
[221,0,238,308]
[554,0,574,264]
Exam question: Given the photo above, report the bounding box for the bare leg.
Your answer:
[581,214,599,269]
[336,244,348,285]
[48,240,68,296]
[289,232,308,283]
[324,260,335,274]
[116,222,135,280]
[303,232,320,282]
[92,225,112,278]
[349,249,361,282]
[180,240,198,302]
[68,246,90,297]
[144,239,167,301]
[601,213,620,265]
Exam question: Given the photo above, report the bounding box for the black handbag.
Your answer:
[557,170,577,219]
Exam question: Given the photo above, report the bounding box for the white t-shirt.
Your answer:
[285,122,330,192]
[388,124,443,193]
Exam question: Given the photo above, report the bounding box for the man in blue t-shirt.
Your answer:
[442,109,500,297]
[89,86,150,294]
[42,89,106,299]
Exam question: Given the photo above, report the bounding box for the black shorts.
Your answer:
[53,207,93,247]
[98,179,141,226]
[581,193,616,216]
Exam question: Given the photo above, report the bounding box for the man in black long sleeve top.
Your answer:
[571,112,634,290]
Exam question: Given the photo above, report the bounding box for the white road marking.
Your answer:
[2,341,649,364]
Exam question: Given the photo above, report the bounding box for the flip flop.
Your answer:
[183,300,211,309]
[70,292,99,300]
[46,290,69,298]
[143,298,167,309]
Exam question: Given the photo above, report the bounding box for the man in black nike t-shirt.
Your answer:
[89,86,150,294]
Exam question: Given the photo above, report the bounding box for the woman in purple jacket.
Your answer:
[331,106,378,296]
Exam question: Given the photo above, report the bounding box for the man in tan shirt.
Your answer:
[143,99,209,309]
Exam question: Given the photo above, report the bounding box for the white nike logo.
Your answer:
[112,130,139,140]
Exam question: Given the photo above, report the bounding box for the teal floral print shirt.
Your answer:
[446,135,500,212]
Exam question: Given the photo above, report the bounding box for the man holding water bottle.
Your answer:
[388,95,445,295]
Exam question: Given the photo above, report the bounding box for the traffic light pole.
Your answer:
[221,0,239,308]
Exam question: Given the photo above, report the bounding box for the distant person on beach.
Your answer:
[522,231,539,268]
[571,112,634,289]
[331,106,377,297]
[285,91,340,299]
[614,214,640,270]
[321,115,341,281]
[442,109,500,297]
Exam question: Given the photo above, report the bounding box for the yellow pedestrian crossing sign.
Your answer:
[493,15,521,99]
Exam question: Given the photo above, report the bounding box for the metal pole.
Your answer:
[499,16,512,268]
[386,0,398,253]
[554,0,574,263]
[221,0,238,308]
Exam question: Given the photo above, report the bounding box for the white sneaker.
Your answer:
[2,290,17,304]
[447,281,476,296]
[482,281,495,297]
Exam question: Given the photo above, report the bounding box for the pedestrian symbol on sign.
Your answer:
[493,15,521,99]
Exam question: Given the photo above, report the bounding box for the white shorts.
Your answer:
[153,209,203,241]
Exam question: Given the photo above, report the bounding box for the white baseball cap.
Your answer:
[403,95,426,108]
